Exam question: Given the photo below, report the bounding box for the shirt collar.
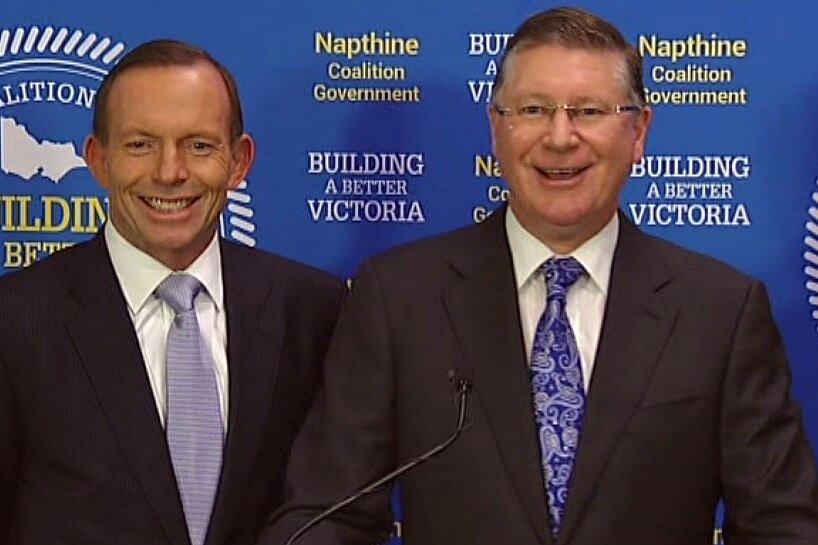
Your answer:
[104,222,224,314]
[505,206,618,295]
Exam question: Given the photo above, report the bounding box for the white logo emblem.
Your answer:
[0,26,123,183]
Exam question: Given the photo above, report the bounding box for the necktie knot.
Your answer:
[542,257,585,298]
[155,273,203,314]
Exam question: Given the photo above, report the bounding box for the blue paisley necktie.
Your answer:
[530,256,586,537]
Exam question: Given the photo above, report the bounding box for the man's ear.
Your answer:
[228,133,256,190]
[487,104,501,157]
[631,105,653,163]
[85,135,110,190]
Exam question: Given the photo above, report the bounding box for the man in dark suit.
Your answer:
[0,40,345,545]
[259,7,818,545]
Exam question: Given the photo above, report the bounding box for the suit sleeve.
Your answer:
[0,347,20,539]
[719,280,818,544]
[257,260,396,545]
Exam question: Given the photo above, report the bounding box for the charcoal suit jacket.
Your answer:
[259,208,818,545]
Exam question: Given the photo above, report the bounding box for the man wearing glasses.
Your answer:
[261,7,818,545]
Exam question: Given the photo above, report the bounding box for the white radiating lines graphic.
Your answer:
[221,180,257,247]
[805,178,818,330]
[0,26,124,65]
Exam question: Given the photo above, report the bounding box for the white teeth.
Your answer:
[544,168,580,176]
[144,197,195,211]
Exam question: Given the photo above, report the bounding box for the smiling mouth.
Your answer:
[141,196,198,212]
[536,166,589,180]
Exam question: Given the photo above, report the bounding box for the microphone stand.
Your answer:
[284,375,473,545]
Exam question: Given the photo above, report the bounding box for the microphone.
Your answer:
[283,369,474,545]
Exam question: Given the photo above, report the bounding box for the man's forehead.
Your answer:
[107,61,224,97]
[102,62,232,135]
[509,43,624,67]
[501,46,624,86]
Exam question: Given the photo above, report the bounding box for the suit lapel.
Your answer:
[558,216,679,544]
[442,211,553,545]
[206,241,284,545]
[64,235,190,545]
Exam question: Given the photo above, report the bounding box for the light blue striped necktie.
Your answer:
[156,273,223,545]
[530,257,586,537]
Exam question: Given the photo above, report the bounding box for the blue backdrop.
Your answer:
[1,1,816,542]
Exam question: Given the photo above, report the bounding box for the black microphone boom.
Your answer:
[283,371,473,545]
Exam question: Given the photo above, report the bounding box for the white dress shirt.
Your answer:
[506,208,618,391]
[104,223,229,429]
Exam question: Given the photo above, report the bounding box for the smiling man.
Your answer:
[85,52,253,272]
[259,7,818,545]
[0,40,345,545]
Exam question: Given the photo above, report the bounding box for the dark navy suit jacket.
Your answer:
[0,234,345,545]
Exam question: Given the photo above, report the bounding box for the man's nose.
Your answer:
[540,108,580,151]
[154,144,189,184]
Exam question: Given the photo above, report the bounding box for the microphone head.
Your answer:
[447,368,474,392]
